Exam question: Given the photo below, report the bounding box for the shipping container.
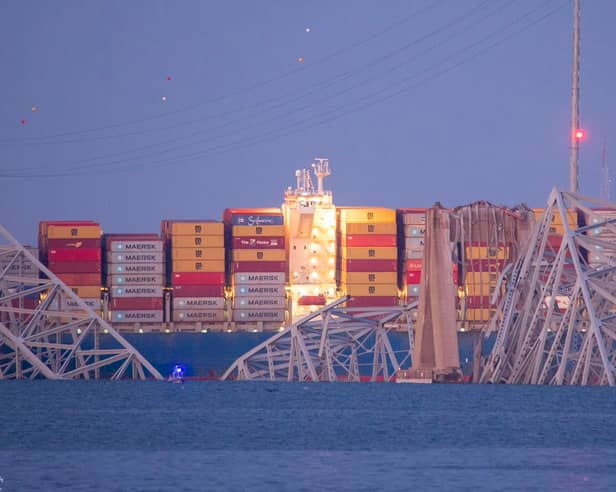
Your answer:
[68,285,101,298]
[341,284,399,296]
[297,295,326,306]
[340,235,397,247]
[46,238,101,249]
[110,263,164,275]
[111,297,164,310]
[48,261,101,273]
[464,272,499,285]
[407,284,421,297]
[111,310,164,323]
[231,261,287,273]
[232,236,285,249]
[464,245,509,259]
[233,296,286,309]
[163,221,224,236]
[45,225,101,239]
[223,208,282,222]
[345,296,399,307]
[173,284,225,297]
[339,271,397,284]
[173,309,225,322]
[171,248,225,261]
[406,270,421,285]
[338,208,396,224]
[231,225,286,237]
[226,214,284,226]
[172,297,225,310]
[111,285,164,298]
[465,283,496,297]
[57,273,101,285]
[171,235,224,248]
[232,310,286,322]
[400,211,427,226]
[0,259,39,277]
[340,223,397,235]
[108,274,164,286]
[465,295,492,309]
[107,240,163,252]
[340,246,397,260]
[49,248,101,262]
[532,209,577,226]
[107,252,164,264]
[233,272,286,285]
[464,259,507,272]
[465,309,492,322]
[403,225,426,237]
[406,259,423,271]
[49,297,101,311]
[232,249,286,262]
[172,260,225,273]
[234,284,286,297]
[171,272,225,286]
[340,259,397,272]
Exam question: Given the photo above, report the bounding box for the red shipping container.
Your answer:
[10,298,39,309]
[48,261,101,273]
[171,272,225,285]
[172,284,225,297]
[297,295,326,306]
[341,235,397,247]
[406,259,422,271]
[232,236,285,249]
[345,296,399,307]
[111,297,164,310]
[57,273,101,285]
[406,269,421,284]
[340,259,397,272]
[46,239,102,250]
[48,248,101,262]
[466,296,492,309]
[232,261,287,273]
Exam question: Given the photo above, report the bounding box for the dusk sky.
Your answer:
[1,0,614,244]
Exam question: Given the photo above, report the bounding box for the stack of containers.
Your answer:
[161,220,226,323]
[533,208,578,253]
[463,243,509,323]
[0,246,39,322]
[223,209,287,324]
[38,221,102,314]
[105,234,164,324]
[336,207,399,307]
[586,209,616,265]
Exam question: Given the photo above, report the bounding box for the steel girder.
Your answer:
[480,188,616,385]
[221,297,415,382]
[0,224,163,380]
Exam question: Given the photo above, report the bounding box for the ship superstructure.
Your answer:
[282,159,337,319]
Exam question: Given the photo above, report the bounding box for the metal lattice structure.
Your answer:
[0,224,163,380]
[480,189,616,386]
[221,297,415,382]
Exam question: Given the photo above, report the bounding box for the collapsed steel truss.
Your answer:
[480,189,616,386]
[221,297,415,382]
[0,224,162,380]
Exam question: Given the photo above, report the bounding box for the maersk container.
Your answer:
[340,259,397,272]
[108,274,164,286]
[233,272,286,285]
[404,225,426,237]
[232,296,286,309]
[232,236,285,249]
[111,297,163,310]
[172,284,225,297]
[111,310,163,323]
[111,263,164,274]
[173,309,225,322]
[232,309,286,322]
[107,252,164,264]
[107,240,163,252]
[400,212,427,226]
[49,297,100,311]
[172,297,225,310]
[48,261,101,273]
[171,272,225,286]
[234,284,285,297]
[111,285,164,298]
[232,261,287,273]
[408,284,421,297]
[49,248,101,262]
[0,259,38,277]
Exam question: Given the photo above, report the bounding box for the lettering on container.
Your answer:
[237,286,283,295]
[176,311,223,320]
[233,215,283,226]
[112,253,161,262]
[237,310,285,319]
[114,264,162,273]
[111,275,162,285]
[239,298,284,307]
[115,311,162,321]
[111,241,162,251]
[113,286,162,296]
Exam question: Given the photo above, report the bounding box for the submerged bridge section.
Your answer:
[0,224,162,380]
[221,297,414,382]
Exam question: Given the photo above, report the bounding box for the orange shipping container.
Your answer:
[340,284,399,296]
[172,247,225,261]
[232,249,286,262]
[171,260,225,273]
[340,223,397,235]
[166,221,224,236]
[171,235,224,248]
[46,225,101,239]
[340,246,397,260]
[68,285,101,298]
[338,208,396,224]
[232,225,285,237]
[340,271,397,284]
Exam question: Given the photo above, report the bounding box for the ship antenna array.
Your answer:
[312,158,330,195]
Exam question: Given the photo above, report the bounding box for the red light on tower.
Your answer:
[575,129,586,140]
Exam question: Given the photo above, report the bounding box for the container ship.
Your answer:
[26,158,603,378]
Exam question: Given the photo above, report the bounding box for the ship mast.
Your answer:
[569,0,581,193]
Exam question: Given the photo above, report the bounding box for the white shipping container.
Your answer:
[405,238,425,250]
[108,240,163,252]
[108,274,164,286]
[109,263,164,275]
[111,285,164,298]
[107,252,164,264]
[112,310,163,323]
[404,225,426,237]
[173,310,225,322]
[406,249,424,260]
[172,297,225,310]
[234,284,286,297]
[402,213,427,226]
[232,309,286,322]
[50,297,100,311]
[233,296,286,309]
[233,272,286,285]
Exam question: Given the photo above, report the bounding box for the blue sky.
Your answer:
[1,0,614,244]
